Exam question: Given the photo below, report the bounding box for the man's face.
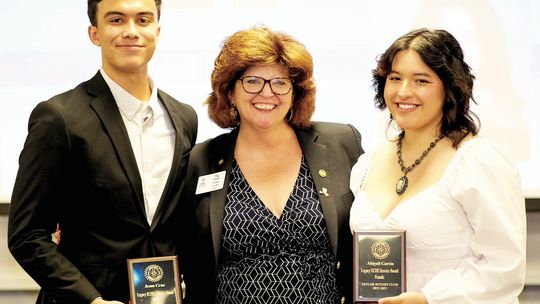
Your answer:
[88,0,160,77]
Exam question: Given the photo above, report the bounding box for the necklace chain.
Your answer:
[395,132,445,195]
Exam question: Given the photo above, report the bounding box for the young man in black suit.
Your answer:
[8,0,197,303]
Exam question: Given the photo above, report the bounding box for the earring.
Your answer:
[287,108,294,122]
[386,112,402,141]
[230,104,238,123]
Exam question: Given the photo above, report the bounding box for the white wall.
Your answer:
[1,0,539,202]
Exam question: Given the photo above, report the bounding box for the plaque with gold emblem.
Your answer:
[127,255,182,304]
[353,230,406,303]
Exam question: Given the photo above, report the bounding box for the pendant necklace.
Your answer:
[395,132,445,195]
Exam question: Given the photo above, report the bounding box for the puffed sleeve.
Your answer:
[421,138,526,304]
[350,152,371,197]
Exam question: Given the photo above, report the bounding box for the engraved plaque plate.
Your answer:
[353,230,406,303]
[127,255,182,304]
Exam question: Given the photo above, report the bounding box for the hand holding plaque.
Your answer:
[127,256,182,304]
[353,230,406,303]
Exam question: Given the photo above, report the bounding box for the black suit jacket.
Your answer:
[180,122,363,304]
[8,71,198,304]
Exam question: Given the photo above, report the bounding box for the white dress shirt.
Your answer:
[100,69,175,225]
[349,137,526,304]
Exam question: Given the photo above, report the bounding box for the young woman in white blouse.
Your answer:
[349,28,526,304]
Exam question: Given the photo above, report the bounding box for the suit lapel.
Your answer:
[210,163,231,265]
[87,73,146,220]
[150,91,183,230]
[297,128,339,256]
[209,131,237,264]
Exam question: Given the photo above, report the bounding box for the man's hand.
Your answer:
[51,224,61,244]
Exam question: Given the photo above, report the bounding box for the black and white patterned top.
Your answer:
[216,158,339,304]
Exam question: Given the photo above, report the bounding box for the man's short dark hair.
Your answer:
[87,0,162,26]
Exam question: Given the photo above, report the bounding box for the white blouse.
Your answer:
[349,137,526,304]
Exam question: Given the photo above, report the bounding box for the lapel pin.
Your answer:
[319,187,330,197]
[319,169,327,178]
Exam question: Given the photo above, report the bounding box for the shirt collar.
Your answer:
[99,68,161,121]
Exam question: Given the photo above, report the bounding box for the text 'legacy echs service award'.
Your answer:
[353,230,406,303]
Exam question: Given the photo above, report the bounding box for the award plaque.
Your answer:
[353,230,406,303]
[127,255,182,304]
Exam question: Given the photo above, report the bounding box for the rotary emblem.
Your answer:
[371,240,391,260]
[144,264,164,283]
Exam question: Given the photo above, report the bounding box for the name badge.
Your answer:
[195,171,226,195]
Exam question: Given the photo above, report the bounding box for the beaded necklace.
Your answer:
[395,132,445,195]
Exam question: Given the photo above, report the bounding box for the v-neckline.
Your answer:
[233,160,299,221]
[359,138,475,221]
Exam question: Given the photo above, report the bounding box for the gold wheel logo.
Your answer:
[371,240,391,260]
[144,264,164,282]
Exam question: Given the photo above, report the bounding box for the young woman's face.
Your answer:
[384,49,446,135]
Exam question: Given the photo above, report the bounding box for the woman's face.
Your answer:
[384,49,446,135]
[231,64,293,131]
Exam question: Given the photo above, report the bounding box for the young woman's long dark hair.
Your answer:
[373,28,479,147]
